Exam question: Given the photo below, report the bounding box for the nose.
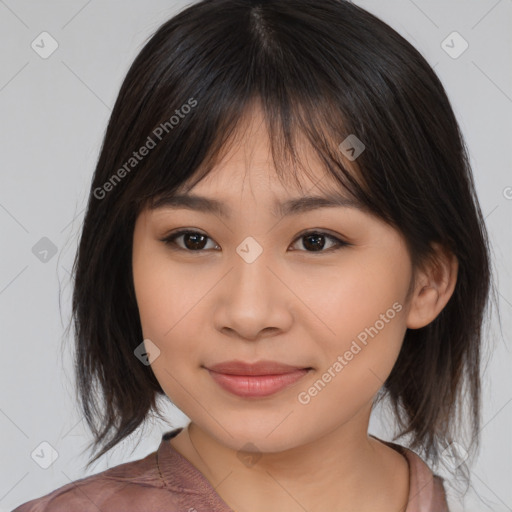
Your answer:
[213,249,293,341]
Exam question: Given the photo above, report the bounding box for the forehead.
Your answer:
[150,138,366,219]
[174,103,354,199]
[144,99,369,224]
[162,143,359,219]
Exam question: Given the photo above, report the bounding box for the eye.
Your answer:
[160,229,350,254]
[160,229,219,251]
[290,230,349,253]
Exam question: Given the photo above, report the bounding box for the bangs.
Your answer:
[139,96,373,217]
[101,2,408,228]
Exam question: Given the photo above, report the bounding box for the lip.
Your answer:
[205,360,312,398]
[206,359,310,375]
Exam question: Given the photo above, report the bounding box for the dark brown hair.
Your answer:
[69,0,496,476]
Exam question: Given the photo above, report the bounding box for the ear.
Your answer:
[406,242,459,329]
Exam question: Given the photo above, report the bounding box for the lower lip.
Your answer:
[206,368,311,398]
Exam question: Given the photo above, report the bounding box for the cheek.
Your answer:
[133,249,196,338]
[132,254,201,404]
[132,255,172,337]
[131,250,189,357]
[295,295,407,430]
[132,251,213,377]
[292,253,409,389]
[292,254,408,339]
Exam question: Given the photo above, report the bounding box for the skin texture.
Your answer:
[132,104,458,512]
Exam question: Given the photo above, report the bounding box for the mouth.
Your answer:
[205,359,312,376]
[204,360,313,398]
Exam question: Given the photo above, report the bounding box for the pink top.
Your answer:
[13,428,449,511]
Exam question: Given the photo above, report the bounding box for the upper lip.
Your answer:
[206,360,311,376]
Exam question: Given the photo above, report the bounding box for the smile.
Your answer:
[206,368,312,398]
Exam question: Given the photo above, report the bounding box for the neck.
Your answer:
[170,405,410,512]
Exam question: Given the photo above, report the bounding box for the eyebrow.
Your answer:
[151,192,363,218]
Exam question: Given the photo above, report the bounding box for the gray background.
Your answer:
[0,1,511,510]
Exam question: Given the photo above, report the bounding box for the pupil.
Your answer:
[185,233,206,250]
[304,234,325,251]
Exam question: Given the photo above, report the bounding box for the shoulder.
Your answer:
[11,449,184,512]
[370,435,450,512]
[396,444,450,512]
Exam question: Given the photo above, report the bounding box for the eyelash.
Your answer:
[160,229,350,254]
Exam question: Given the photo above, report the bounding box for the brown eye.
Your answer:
[161,230,219,251]
[290,231,349,253]
[160,229,349,254]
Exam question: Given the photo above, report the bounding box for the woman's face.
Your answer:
[132,108,417,453]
